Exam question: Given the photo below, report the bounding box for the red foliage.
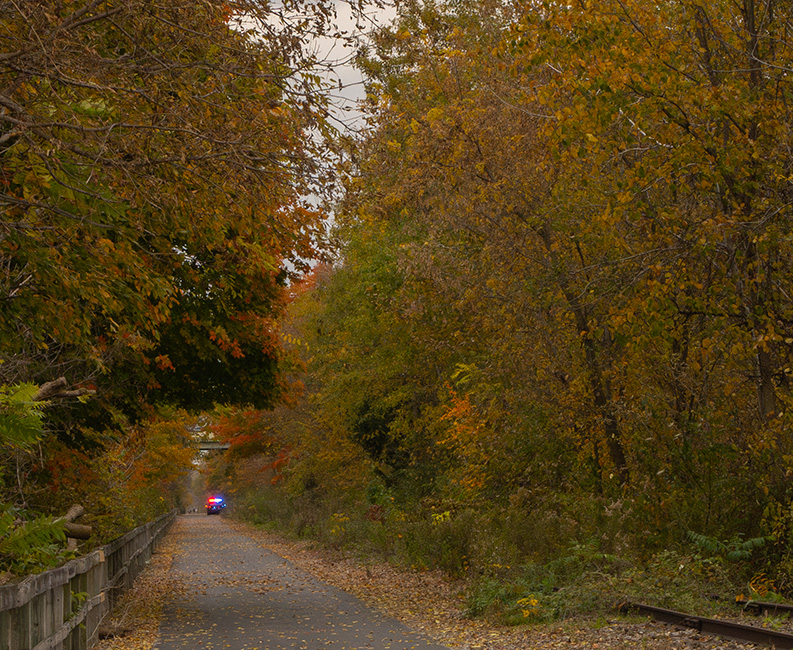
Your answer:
[262,446,292,484]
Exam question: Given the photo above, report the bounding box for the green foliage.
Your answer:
[0,384,75,573]
[396,508,476,577]
[0,505,70,575]
[687,531,769,563]
[465,545,743,624]
[0,384,44,448]
[468,540,624,622]
[621,550,740,615]
[67,591,89,621]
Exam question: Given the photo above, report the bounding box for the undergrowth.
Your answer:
[467,546,747,625]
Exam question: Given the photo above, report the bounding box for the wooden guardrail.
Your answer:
[0,509,176,650]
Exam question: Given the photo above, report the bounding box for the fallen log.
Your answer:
[65,504,84,522]
[63,522,92,540]
[33,377,94,402]
[60,504,92,548]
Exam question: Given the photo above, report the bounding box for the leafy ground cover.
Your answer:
[95,517,771,650]
[94,533,181,650]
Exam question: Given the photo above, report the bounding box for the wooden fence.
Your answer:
[0,510,176,650]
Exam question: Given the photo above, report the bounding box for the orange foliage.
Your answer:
[264,447,292,484]
[154,354,175,371]
[437,386,490,495]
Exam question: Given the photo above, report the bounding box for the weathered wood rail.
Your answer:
[0,509,176,650]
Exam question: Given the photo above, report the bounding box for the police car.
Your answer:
[205,495,226,515]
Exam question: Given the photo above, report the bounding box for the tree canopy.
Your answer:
[1,0,335,420]
[203,0,793,601]
[0,0,346,569]
[10,0,793,609]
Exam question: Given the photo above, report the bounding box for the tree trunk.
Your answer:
[538,222,629,485]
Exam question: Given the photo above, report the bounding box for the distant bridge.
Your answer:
[196,441,231,451]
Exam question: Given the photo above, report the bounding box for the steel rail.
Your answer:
[736,598,793,617]
[621,602,793,649]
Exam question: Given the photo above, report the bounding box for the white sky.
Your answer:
[310,0,396,131]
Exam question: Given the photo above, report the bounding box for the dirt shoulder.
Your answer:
[96,516,756,650]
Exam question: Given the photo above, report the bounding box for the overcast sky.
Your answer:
[311,1,396,131]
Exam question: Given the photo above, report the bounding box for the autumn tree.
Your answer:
[1,0,337,424]
[346,0,631,498]
[504,0,793,534]
[0,0,351,555]
[318,0,793,551]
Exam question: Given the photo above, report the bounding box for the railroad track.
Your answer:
[736,598,793,618]
[621,601,793,649]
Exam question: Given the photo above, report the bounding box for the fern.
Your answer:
[0,505,70,574]
[687,531,768,562]
[0,383,45,448]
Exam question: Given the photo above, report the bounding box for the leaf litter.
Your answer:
[94,531,185,650]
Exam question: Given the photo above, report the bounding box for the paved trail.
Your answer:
[155,514,450,650]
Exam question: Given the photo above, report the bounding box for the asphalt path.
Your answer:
[154,514,451,650]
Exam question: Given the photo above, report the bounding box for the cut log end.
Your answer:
[64,522,92,540]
